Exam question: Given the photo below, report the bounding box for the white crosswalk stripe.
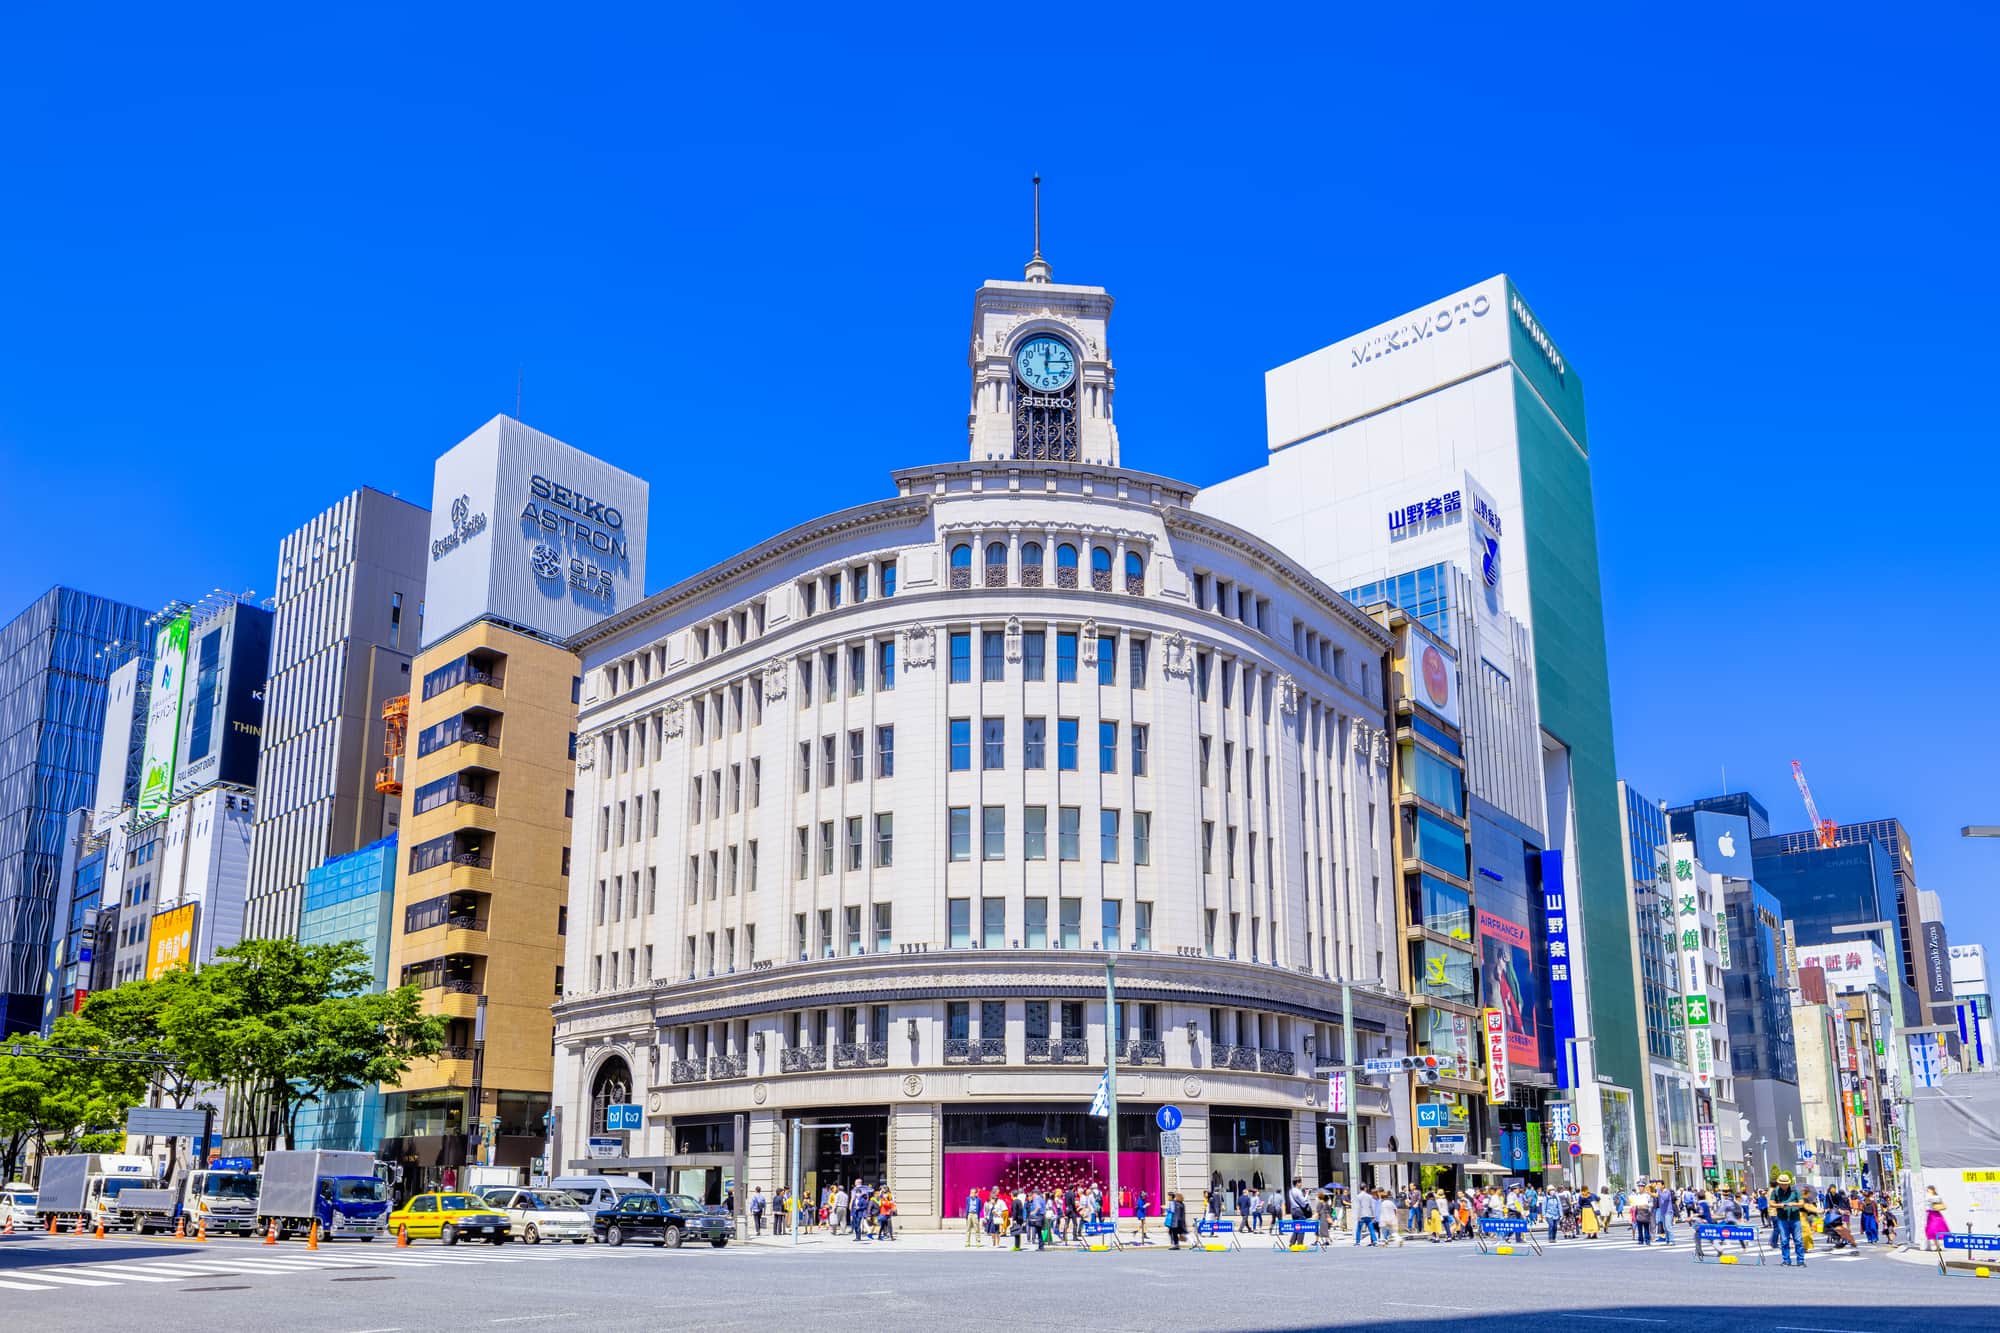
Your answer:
[0,1239,578,1291]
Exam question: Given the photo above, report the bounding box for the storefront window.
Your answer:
[1401,743,1464,815]
[1419,874,1472,943]
[1413,810,1468,878]
[1412,939,1476,1006]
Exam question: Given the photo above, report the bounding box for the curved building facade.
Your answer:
[552,261,1408,1221]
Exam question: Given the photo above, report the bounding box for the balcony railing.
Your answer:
[451,790,496,808]
[1055,567,1078,589]
[943,1037,1006,1065]
[779,1044,827,1074]
[465,667,503,690]
[451,852,494,870]
[437,1044,472,1060]
[984,564,1007,588]
[1021,566,1043,588]
[708,1053,747,1080]
[949,567,971,590]
[1258,1048,1297,1075]
[444,913,486,932]
[670,1058,707,1085]
[1091,570,1112,592]
[833,1041,888,1070]
[1118,1039,1166,1066]
[1210,1043,1259,1072]
[1125,574,1145,595]
[440,978,481,996]
[1025,1037,1089,1065]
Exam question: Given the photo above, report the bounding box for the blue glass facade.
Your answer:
[0,587,152,1033]
[292,835,398,1152]
[1722,880,1795,1083]
[1622,783,1678,1064]
[1343,563,1453,645]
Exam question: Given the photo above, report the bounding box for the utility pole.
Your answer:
[1343,978,1360,1200]
[1105,955,1120,1235]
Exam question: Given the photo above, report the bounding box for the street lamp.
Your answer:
[1962,827,2000,839]
[1830,921,1920,1236]
[1331,975,1385,1205]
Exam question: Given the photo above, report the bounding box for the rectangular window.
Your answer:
[798,742,812,794]
[1223,742,1234,792]
[1058,807,1080,861]
[1096,633,1116,685]
[1023,717,1046,769]
[1129,637,1148,687]
[949,631,972,683]
[746,841,758,891]
[853,566,869,601]
[949,718,971,771]
[982,718,1005,770]
[799,657,813,705]
[407,834,461,875]
[1400,743,1466,815]
[1201,821,1214,873]
[982,630,1005,681]
[846,816,864,871]
[872,903,892,952]
[1099,721,1118,772]
[1413,809,1470,878]
[982,898,1006,949]
[847,730,865,782]
[1023,631,1046,681]
[875,813,894,867]
[881,560,897,596]
[821,735,836,787]
[793,913,808,961]
[749,758,762,807]
[819,909,835,959]
[1100,809,1120,862]
[948,899,971,948]
[1024,806,1047,860]
[876,725,895,777]
[1131,724,1149,777]
[730,764,742,813]
[727,845,740,895]
[949,807,972,861]
[1025,897,1048,948]
[1053,719,1079,772]
[1101,900,1121,951]
[849,645,866,696]
[795,828,809,880]
[1056,631,1078,682]
[1196,652,1210,700]
[845,906,863,956]
[1199,735,1212,785]
[1134,902,1153,951]
[947,1001,970,1040]
[1134,811,1152,865]
[982,806,1005,860]
[877,638,897,690]
[1059,898,1082,949]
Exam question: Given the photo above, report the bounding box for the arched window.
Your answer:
[1056,543,1078,589]
[1091,547,1113,591]
[950,543,972,589]
[1021,542,1043,587]
[984,542,1007,587]
[589,1056,633,1136]
[1124,551,1144,593]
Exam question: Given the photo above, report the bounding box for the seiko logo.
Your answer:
[530,475,624,530]
[1349,294,1490,369]
[1509,292,1565,378]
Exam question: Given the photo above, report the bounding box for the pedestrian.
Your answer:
[750,1187,767,1236]
[1135,1189,1151,1244]
[876,1185,896,1240]
[1770,1172,1805,1267]
[1654,1184,1675,1246]
[1353,1184,1377,1246]
[1860,1191,1879,1244]
[1169,1191,1189,1249]
[1238,1185,1253,1233]
[1924,1186,1949,1252]
[1541,1186,1562,1243]
[1009,1191,1026,1250]
[1377,1190,1403,1247]
[1631,1187,1653,1246]
[1755,1185,1770,1226]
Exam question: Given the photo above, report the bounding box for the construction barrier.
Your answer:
[1194,1219,1241,1253]
[1937,1232,2000,1278]
[1081,1221,1120,1252]
[1271,1218,1320,1252]
[1693,1223,1765,1266]
[1473,1216,1541,1257]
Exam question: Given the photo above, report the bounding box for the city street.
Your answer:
[2,1228,1993,1332]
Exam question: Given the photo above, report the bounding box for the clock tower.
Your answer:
[966,202,1119,466]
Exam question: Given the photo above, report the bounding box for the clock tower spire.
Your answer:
[967,180,1118,465]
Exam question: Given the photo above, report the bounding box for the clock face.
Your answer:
[1015,335,1077,392]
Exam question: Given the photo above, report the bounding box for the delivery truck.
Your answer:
[33,1154,160,1231]
[255,1150,389,1239]
[113,1159,263,1235]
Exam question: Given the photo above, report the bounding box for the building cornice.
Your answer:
[1163,508,1393,648]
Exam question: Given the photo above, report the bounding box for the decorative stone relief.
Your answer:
[1162,631,1193,679]
[1372,732,1390,768]
[1181,1075,1204,1099]
[1352,720,1373,756]
[751,1082,769,1105]
[761,658,788,703]
[1080,619,1098,666]
[901,1074,926,1098]
[661,698,684,739]
[904,622,936,668]
[1277,674,1300,717]
[574,737,596,773]
[1005,616,1023,662]
[648,1091,665,1113]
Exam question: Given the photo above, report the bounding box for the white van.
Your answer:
[549,1175,654,1217]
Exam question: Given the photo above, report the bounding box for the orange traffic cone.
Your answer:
[263,1218,278,1245]
[306,1221,320,1251]
[195,1217,208,1242]
[70,1214,85,1235]
[396,1223,410,1248]
[173,1215,186,1239]
[93,1217,105,1240]
[4,1213,14,1235]
[46,1214,57,1234]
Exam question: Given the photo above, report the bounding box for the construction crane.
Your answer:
[1790,760,1838,849]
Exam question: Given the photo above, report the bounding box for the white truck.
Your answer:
[113,1160,263,1235]
[255,1150,389,1240]
[33,1154,160,1231]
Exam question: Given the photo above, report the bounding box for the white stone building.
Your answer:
[550,254,1406,1224]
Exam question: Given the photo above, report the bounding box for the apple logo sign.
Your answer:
[1717,831,1737,858]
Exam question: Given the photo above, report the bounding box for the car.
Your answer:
[3,1183,37,1228]
[498,1188,592,1244]
[386,1192,513,1245]
[470,1184,521,1205]
[591,1192,736,1249]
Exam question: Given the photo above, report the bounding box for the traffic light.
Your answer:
[839,1130,854,1156]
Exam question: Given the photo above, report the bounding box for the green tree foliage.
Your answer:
[0,1031,148,1182]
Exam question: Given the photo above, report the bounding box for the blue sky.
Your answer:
[5,7,1995,952]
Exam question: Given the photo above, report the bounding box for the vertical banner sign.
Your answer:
[1483,1008,1510,1102]
[1542,849,1577,1085]
[1716,914,1731,969]
[1671,840,1711,1087]
[137,613,192,822]
[1697,1123,1718,1168]
[1328,1071,1347,1116]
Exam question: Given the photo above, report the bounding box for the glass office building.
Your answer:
[0,587,152,1034]
[292,835,398,1152]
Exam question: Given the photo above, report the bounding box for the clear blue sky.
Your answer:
[5,7,1995,953]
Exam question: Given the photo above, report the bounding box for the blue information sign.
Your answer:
[1415,1105,1448,1129]
[1543,849,1578,1086]
[1696,1224,1756,1243]
[209,1157,255,1172]
[605,1103,643,1132]
[1156,1105,1182,1132]
[1197,1219,1236,1235]
[1942,1233,2000,1251]
[1481,1217,1529,1235]
[1083,1221,1117,1236]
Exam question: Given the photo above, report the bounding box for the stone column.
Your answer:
[889,1099,940,1226]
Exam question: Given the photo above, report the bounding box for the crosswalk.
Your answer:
[0,1242,568,1292]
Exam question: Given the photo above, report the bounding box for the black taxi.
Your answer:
[591,1191,735,1249]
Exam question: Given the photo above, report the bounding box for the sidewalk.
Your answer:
[735,1223,1179,1252]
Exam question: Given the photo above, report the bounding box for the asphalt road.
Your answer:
[1,1229,1993,1332]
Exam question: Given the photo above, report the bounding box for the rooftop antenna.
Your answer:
[515,366,523,420]
[1025,175,1051,283]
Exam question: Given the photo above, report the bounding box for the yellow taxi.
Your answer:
[386,1191,513,1245]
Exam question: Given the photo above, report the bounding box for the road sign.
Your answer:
[1160,1130,1183,1157]
[125,1106,209,1137]
[839,1130,854,1155]
[1568,1144,1582,1156]
[1434,1134,1468,1154]
[587,1136,620,1158]
[1416,1104,1449,1129]
[1568,1123,1581,1139]
[605,1102,642,1131]
[1156,1105,1182,1132]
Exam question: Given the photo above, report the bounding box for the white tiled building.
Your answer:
[551,254,1406,1224]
